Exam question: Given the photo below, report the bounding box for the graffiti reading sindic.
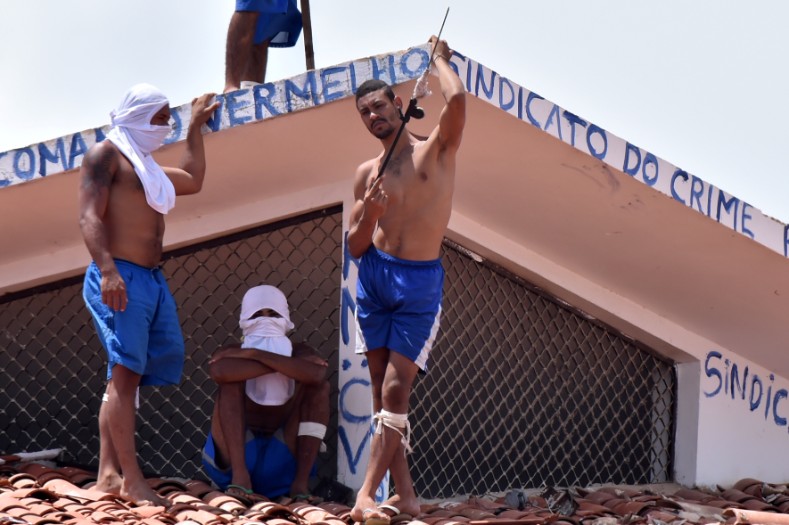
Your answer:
[704,350,789,430]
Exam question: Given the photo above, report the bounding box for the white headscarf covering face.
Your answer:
[106,83,176,214]
[240,284,295,328]
[239,285,296,406]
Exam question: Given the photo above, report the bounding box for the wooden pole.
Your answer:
[300,0,315,70]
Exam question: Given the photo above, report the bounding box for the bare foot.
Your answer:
[120,479,170,508]
[94,472,123,495]
[381,494,420,517]
[351,495,390,524]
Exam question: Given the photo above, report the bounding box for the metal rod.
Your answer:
[427,7,451,65]
[375,7,450,181]
[376,119,409,180]
[300,0,315,70]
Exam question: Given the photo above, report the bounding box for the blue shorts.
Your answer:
[202,429,298,498]
[236,0,302,47]
[355,246,444,371]
[82,259,185,386]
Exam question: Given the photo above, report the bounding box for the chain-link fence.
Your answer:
[410,240,675,498]
[0,207,674,498]
[0,207,343,483]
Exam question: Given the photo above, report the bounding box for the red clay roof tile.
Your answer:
[6,463,789,525]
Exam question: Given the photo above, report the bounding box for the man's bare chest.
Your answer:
[378,147,430,185]
[115,166,145,192]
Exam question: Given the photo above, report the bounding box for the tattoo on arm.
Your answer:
[82,146,115,195]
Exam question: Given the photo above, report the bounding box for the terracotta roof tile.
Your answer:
[141,519,174,525]
[61,518,102,525]
[171,493,206,506]
[7,474,37,489]
[148,479,190,496]
[184,481,215,500]
[725,508,789,525]
[200,492,247,516]
[6,462,789,525]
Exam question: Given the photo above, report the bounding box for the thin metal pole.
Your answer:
[429,7,450,64]
[376,119,409,180]
[375,7,451,180]
[300,0,315,70]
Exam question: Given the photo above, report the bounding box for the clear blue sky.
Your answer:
[1,1,787,222]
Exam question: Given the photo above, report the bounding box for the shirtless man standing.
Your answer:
[79,84,218,506]
[347,37,466,524]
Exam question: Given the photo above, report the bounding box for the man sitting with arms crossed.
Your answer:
[202,284,330,501]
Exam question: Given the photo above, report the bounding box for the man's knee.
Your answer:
[381,379,411,411]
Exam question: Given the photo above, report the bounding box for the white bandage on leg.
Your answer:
[373,409,413,455]
[299,422,328,453]
[101,387,140,409]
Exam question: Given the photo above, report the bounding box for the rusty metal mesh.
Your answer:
[0,209,673,498]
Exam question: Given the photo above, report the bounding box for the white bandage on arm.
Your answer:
[373,409,413,455]
[299,422,328,453]
[298,422,327,440]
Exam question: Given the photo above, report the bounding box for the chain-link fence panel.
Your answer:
[0,207,343,484]
[0,209,674,499]
[409,241,675,498]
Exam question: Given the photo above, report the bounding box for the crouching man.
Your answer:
[202,285,329,501]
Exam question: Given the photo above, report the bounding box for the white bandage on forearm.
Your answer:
[373,410,412,455]
[102,387,140,409]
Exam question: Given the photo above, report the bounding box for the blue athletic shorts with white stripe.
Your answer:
[355,246,444,372]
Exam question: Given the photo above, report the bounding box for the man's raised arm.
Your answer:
[164,93,220,195]
[431,36,466,152]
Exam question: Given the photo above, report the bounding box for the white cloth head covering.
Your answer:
[106,83,176,214]
[240,285,295,329]
[240,285,296,406]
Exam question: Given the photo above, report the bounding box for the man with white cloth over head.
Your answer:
[203,285,329,501]
[79,84,218,506]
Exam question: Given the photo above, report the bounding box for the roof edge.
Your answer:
[2,42,786,258]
